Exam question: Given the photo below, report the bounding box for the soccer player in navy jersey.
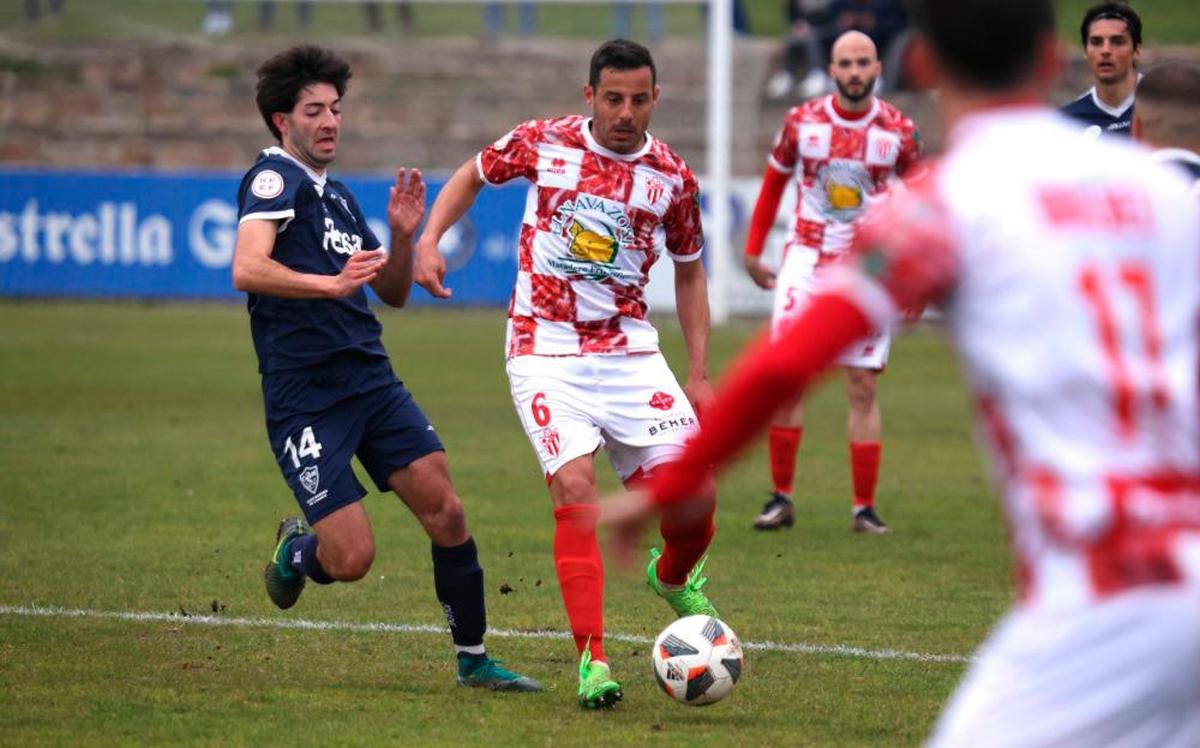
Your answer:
[1060,2,1142,138]
[232,45,540,692]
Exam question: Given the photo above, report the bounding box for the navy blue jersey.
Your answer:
[237,147,386,376]
[238,147,397,414]
[1060,87,1134,138]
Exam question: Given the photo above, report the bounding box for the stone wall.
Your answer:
[2,36,1181,176]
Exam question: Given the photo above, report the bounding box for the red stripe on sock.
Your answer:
[553,504,605,661]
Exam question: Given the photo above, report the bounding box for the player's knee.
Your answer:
[322,538,376,581]
[846,373,877,410]
[421,493,467,543]
[551,470,598,507]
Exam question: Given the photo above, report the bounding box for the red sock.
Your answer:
[656,504,716,586]
[768,426,803,495]
[553,504,606,662]
[850,441,882,509]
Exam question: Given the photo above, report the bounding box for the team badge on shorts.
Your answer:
[536,427,561,459]
[299,465,320,494]
[649,392,675,411]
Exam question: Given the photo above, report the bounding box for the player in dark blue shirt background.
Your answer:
[1060,2,1141,138]
[232,45,541,692]
[1134,60,1200,195]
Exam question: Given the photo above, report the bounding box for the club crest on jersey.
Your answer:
[649,391,675,411]
[299,465,320,495]
[646,176,667,207]
[251,169,285,199]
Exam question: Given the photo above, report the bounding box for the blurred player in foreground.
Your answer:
[1060,2,1142,138]
[605,0,1200,742]
[415,39,719,709]
[233,45,540,693]
[1134,60,1200,194]
[743,29,921,533]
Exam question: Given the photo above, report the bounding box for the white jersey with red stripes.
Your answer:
[838,107,1200,609]
[769,94,920,266]
[476,115,704,358]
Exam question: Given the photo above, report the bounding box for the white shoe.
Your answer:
[798,70,831,99]
[766,70,795,100]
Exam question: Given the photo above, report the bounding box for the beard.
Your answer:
[835,75,876,103]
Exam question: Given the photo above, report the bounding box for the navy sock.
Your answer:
[432,537,487,649]
[287,533,334,585]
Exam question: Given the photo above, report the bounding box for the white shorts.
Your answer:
[771,249,891,370]
[506,353,698,481]
[928,587,1200,748]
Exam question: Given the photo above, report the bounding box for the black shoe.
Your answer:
[852,506,891,534]
[754,491,795,530]
[264,517,309,609]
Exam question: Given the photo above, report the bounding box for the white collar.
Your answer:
[580,118,654,161]
[1087,73,1140,118]
[823,95,879,129]
[263,146,328,189]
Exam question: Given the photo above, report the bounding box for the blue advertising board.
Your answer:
[0,168,528,304]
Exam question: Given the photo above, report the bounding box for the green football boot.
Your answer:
[263,517,308,610]
[577,650,622,709]
[456,655,543,693]
[646,547,720,618]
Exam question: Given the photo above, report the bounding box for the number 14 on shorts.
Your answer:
[282,426,324,468]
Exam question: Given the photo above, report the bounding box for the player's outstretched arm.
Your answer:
[413,158,486,300]
[673,258,714,416]
[233,219,384,298]
[372,167,426,308]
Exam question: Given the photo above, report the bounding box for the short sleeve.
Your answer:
[834,174,961,326]
[664,167,704,261]
[238,164,299,225]
[477,120,541,185]
[767,115,800,174]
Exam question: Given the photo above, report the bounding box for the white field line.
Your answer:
[0,604,970,664]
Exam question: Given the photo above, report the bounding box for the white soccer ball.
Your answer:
[651,614,743,706]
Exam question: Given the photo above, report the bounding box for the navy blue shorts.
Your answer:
[265,381,444,524]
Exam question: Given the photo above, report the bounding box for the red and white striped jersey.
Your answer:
[476,115,704,358]
[769,95,919,266]
[837,107,1200,608]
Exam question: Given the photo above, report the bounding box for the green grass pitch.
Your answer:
[0,300,1011,745]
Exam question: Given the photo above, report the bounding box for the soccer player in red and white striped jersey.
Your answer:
[743,30,921,533]
[415,39,719,710]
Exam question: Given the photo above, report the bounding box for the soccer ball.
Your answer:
[651,614,743,706]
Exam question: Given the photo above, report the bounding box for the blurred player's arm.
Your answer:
[673,258,714,414]
[743,166,791,290]
[372,168,426,308]
[232,219,384,299]
[413,158,486,299]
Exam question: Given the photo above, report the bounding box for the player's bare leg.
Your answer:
[550,455,621,708]
[388,452,542,692]
[845,367,888,533]
[756,396,803,530]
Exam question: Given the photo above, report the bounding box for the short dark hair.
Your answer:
[907,0,1056,90]
[1080,2,1142,49]
[588,39,656,88]
[1138,60,1200,105]
[255,45,352,141]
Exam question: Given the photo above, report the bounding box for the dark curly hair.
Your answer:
[255,45,352,141]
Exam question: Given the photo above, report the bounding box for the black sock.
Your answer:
[432,537,487,649]
[288,533,334,585]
